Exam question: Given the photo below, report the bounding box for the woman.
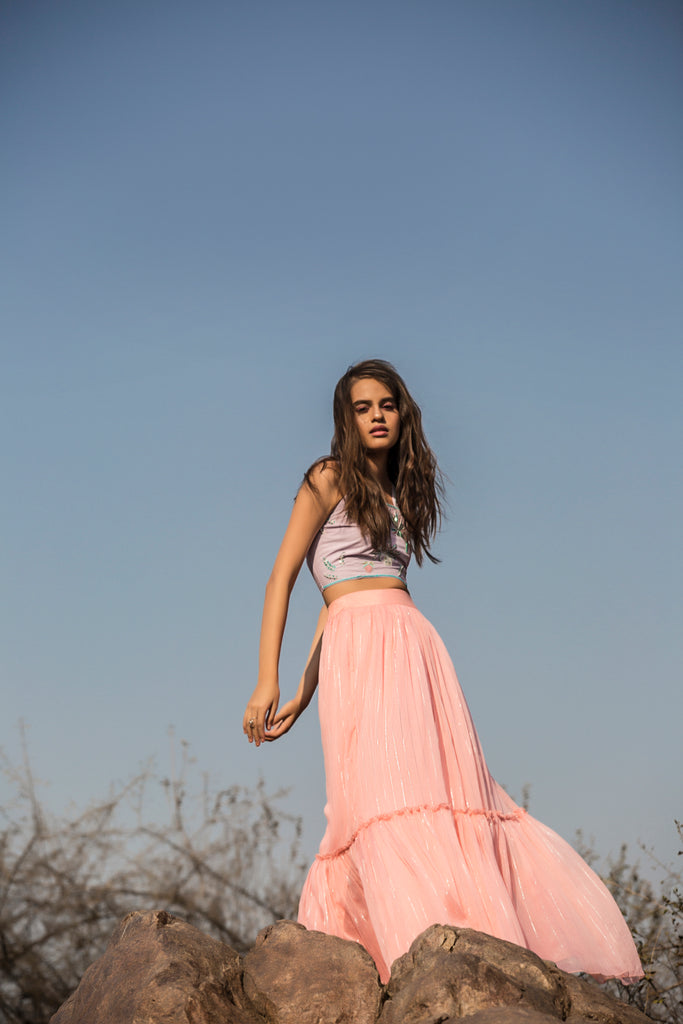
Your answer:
[243,359,642,985]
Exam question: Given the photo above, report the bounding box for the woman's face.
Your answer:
[350,377,400,452]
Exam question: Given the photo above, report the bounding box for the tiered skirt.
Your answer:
[297,589,642,984]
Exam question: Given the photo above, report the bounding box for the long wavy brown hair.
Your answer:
[305,359,444,566]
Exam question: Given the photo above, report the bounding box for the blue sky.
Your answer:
[1,0,681,876]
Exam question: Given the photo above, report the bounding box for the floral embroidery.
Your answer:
[388,505,407,543]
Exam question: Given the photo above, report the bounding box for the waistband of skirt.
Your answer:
[326,588,414,616]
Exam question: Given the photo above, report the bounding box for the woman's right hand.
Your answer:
[243,682,280,747]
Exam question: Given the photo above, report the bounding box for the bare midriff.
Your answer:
[323,576,409,607]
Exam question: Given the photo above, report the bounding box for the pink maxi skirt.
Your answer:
[297,590,642,984]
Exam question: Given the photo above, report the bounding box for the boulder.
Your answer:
[381,925,647,1024]
[50,912,649,1024]
[242,919,382,1024]
[381,925,569,1023]
[50,910,252,1024]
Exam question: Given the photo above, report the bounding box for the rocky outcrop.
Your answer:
[50,910,648,1024]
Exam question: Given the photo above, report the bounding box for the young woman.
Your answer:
[243,359,642,985]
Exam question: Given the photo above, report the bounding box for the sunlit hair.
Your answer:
[305,359,444,566]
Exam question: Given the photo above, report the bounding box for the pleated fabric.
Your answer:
[297,589,643,985]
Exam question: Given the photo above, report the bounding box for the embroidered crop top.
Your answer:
[306,497,411,592]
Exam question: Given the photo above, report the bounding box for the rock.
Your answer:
[50,913,649,1024]
[242,919,383,1024]
[50,909,254,1024]
[455,1010,588,1024]
[379,925,646,1024]
[381,925,568,1023]
[562,972,651,1024]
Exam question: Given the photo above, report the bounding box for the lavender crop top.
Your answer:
[306,497,411,592]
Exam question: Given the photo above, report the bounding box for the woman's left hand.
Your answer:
[263,697,303,741]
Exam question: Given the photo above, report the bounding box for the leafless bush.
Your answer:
[577,821,683,1023]
[0,734,306,1024]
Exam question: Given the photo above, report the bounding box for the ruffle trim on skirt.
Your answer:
[316,801,528,861]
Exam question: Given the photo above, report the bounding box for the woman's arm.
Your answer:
[264,603,328,741]
[243,463,338,746]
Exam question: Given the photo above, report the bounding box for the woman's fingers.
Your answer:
[244,698,280,746]
[243,709,257,743]
[243,685,280,747]
[250,698,300,743]
[265,708,296,740]
[264,717,292,740]
[243,706,265,745]
[266,701,297,739]
[272,699,294,723]
[265,698,279,738]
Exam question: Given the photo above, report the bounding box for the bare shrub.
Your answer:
[577,821,683,1022]
[0,734,306,1024]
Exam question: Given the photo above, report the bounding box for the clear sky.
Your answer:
[2,0,681,877]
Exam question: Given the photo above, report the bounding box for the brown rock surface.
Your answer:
[382,925,568,1023]
[456,1011,590,1024]
[561,972,651,1024]
[242,919,382,1023]
[50,912,649,1024]
[381,925,647,1024]
[50,909,252,1024]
